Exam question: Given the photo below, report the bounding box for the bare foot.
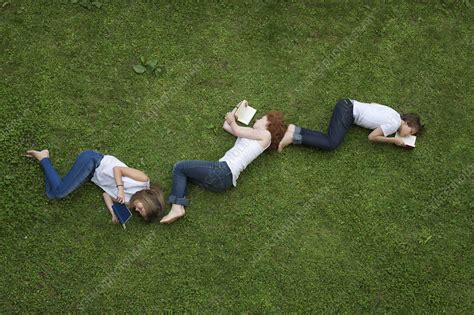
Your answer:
[278,124,295,152]
[26,149,50,161]
[160,204,185,224]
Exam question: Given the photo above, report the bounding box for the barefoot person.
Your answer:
[26,149,165,223]
[278,98,423,152]
[160,110,286,224]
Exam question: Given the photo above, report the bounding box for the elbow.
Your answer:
[368,134,377,142]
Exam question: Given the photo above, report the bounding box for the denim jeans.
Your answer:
[39,150,104,199]
[293,99,354,151]
[168,160,233,206]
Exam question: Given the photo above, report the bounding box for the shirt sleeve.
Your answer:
[380,121,400,137]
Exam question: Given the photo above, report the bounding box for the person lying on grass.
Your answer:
[26,149,165,223]
[278,98,423,152]
[160,109,287,224]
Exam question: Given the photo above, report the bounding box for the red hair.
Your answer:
[265,111,287,150]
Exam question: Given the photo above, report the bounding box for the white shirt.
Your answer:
[352,100,401,136]
[219,138,268,187]
[91,155,150,203]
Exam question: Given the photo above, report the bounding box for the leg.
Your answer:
[161,160,232,224]
[167,160,230,205]
[297,99,354,151]
[28,150,103,199]
[278,124,296,152]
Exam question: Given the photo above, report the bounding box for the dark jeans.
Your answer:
[293,99,354,151]
[168,160,233,206]
[39,150,104,199]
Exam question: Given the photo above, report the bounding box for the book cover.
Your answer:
[235,100,257,125]
[395,132,416,148]
[112,203,132,229]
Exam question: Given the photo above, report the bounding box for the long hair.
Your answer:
[129,184,165,222]
[265,111,287,150]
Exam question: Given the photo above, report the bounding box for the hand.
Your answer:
[111,215,119,224]
[394,137,406,147]
[116,187,125,203]
[225,111,236,125]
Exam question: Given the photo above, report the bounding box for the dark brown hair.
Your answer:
[265,111,287,150]
[401,113,423,135]
[129,185,165,222]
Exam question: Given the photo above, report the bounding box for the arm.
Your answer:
[113,166,149,203]
[223,120,235,136]
[103,192,119,224]
[223,106,239,136]
[368,127,405,146]
[225,110,270,141]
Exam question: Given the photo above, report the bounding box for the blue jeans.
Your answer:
[293,99,354,151]
[168,160,233,206]
[39,150,104,199]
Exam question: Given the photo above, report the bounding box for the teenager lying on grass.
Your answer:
[26,149,165,223]
[160,109,287,224]
[278,98,423,152]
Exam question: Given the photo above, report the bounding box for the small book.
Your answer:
[112,203,132,229]
[395,132,417,148]
[235,100,257,125]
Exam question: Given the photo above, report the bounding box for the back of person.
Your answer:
[91,155,150,203]
[352,100,401,136]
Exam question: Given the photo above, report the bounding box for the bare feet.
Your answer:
[278,124,295,152]
[160,204,186,224]
[26,149,50,161]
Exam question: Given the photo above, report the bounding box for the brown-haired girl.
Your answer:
[160,109,286,224]
[26,149,165,223]
[278,99,423,152]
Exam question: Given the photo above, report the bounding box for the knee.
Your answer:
[47,190,68,200]
[324,140,341,151]
[78,150,97,159]
[172,161,187,174]
[336,99,349,108]
[79,150,94,156]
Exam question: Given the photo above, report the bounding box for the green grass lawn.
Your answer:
[1,0,473,312]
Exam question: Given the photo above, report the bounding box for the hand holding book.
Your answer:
[395,132,416,148]
[225,110,237,125]
[233,100,257,125]
[112,203,132,229]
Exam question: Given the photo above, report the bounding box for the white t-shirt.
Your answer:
[352,100,401,136]
[91,155,150,203]
[219,137,268,187]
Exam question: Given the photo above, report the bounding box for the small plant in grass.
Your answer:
[133,56,166,77]
[71,0,102,10]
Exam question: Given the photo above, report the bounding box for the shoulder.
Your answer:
[106,155,127,167]
[258,130,272,147]
[258,129,272,141]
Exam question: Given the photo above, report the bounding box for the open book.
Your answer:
[235,100,257,125]
[112,203,132,229]
[395,132,416,148]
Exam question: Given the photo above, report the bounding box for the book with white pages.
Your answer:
[235,100,257,125]
[395,132,416,148]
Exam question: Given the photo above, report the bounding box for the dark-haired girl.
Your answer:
[160,108,286,224]
[278,99,423,152]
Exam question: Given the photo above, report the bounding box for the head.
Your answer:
[129,185,165,222]
[253,111,286,150]
[399,113,423,137]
